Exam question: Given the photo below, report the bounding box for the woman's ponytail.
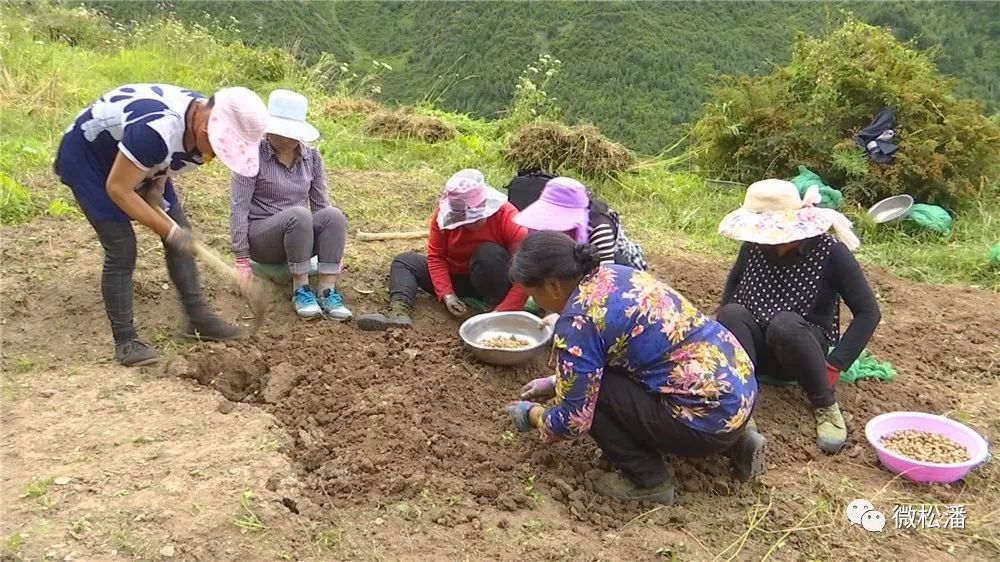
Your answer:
[572,243,601,275]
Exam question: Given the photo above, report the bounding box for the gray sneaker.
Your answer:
[592,470,676,504]
[357,301,413,331]
[115,339,160,367]
[726,429,768,483]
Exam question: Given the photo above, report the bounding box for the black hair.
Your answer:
[511,231,601,288]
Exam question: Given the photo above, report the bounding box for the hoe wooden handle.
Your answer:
[356,230,429,241]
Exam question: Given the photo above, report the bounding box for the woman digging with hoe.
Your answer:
[715,179,880,454]
[504,232,766,503]
[55,83,269,367]
[357,169,529,330]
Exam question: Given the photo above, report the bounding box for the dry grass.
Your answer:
[322,96,382,118]
[362,109,456,144]
[504,121,635,178]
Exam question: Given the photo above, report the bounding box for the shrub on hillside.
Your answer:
[504,121,634,178]
[694,18,1000,206]
[362,110,456,144]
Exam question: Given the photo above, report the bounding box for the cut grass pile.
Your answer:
[504,121,635,178]
[362,109,456,144]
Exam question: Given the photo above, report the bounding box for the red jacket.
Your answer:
[427,202,529,312]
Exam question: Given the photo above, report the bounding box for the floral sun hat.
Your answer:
[208,87,268,177]
[513,177,590,243]
[437,169,508,230]
[718,179,860,250]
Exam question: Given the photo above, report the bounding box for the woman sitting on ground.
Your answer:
[55,83,268,367]
[513,176,647,270]
[505,232,765,503]
[357,169,529,331]
[715,179,880,453]
[230,89,352,321]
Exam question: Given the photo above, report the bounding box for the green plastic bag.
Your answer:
[989,242,1000,266]
[460,297,488,312]
[788,166,845,209]
[757,348,896,386]
[906,204,953,235]
[524,297,544,317]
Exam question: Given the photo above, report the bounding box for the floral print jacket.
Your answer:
[539,265,757,440]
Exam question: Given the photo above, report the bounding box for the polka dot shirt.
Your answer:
[733,234,840,343]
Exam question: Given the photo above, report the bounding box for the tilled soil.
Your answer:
[176,251,1000,556]
[3,186,998,559]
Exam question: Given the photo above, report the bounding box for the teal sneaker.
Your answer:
[319,288,352,321]
[293,286,322,319]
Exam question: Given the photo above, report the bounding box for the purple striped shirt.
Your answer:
[230,140,332,258]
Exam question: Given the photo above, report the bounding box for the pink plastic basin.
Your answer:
[865,411,990,484]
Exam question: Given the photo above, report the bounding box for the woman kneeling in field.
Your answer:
[505,232,766,503]
[513,176,647,270]
[358,169,529,330]
[715,179,880,453]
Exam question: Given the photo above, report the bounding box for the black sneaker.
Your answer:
[357,301,413,331]
[115,339,160,367]
[183,312,246,341]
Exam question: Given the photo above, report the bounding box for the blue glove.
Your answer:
[505,401,538,433]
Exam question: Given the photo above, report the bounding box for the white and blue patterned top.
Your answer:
[56,83,207,221]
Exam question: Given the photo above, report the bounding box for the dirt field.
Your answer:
[2,171,998,561]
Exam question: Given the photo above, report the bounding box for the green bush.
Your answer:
[694,17,1000,206]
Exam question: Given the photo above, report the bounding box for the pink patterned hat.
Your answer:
[208,87,268,177]
[437,169,507,230]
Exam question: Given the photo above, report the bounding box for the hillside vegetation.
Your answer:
[86,0,1000,153]
[1,3,997,290]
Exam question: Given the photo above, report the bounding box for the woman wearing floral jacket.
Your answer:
[504,232,766,503]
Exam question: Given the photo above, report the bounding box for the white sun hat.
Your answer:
[264,89,320,143]
[718,179,860,251]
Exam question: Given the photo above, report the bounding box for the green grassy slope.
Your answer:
[87,0,1000,153]
[2,4,997,289]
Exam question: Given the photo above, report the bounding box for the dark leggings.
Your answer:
[589,371,743,488]
[82,203,207,345]
[716,303,835,408]
[388,243,512,309]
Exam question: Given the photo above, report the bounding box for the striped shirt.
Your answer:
[230,140,331,259]
[589,222,617,265]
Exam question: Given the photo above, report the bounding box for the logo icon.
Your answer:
[846,499,875,525]
[862,510,887,533]
[846,499,886,533]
